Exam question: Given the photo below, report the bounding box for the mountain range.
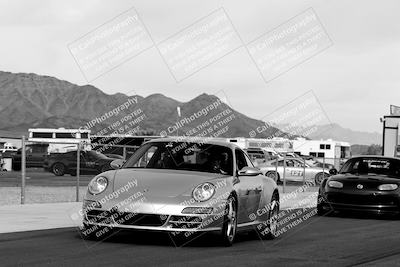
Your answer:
[0,71,382,145]
[0,71,284,139]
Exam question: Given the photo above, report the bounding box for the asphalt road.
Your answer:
[1,213,399,267]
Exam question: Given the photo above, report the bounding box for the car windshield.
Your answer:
[340,157,400,178]
[123,141,234,175]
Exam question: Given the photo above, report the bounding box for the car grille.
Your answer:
[114,212,168,226]
[168,216,203,229]
[327,193,398,206]
[86,210,168,227]
[86,210,114,224]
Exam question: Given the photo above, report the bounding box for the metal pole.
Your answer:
[322,155,325,181]
[283,153,286,193]
[275,156,278,182]
[303,157,306,186]
[76,143,80,202]
[21,136,26,205]
[123,146,127,160]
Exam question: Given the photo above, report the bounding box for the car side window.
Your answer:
[235,149,248,171]
[244,152,255,168]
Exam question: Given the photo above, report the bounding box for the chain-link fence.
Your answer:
[0,136,142,205]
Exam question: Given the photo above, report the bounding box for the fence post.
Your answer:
[283,153,286,193]
[275,156,278,182]
[303,157,306,186]
[76,142,80,202]
[21,136,26,205]
[322,156,325,181]
[123,146,127,160]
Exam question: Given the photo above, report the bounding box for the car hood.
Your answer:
[112,168,229,198]
[329,173,400,190]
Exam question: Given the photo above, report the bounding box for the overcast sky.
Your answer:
[0,0,399,133]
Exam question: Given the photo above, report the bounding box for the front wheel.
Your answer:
[314,173,327,185]
[220,196,237,246]
[52,163,65,176]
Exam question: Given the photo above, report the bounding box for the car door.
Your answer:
[235,149,263,224]
[30,145,47,167]
[66,151,87,173]
[282,159,300,182]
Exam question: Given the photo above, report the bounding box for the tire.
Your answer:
[314,172,327,185]
[12,163,21,171]
[52,163,66,176]
[317,203,324,216]
[317,194,332,216]
[220,195,238,247]
[266,171,280,183]
[257,192,279,240]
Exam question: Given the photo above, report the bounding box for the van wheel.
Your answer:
[52,163,65,176]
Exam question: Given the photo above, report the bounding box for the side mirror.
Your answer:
[110,159,125,170]
[329,168,338,175]
[238,166,261,176]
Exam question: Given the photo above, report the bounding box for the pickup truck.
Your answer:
[44,150,115,176]
[12,144,49,170]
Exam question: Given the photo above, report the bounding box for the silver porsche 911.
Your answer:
[80,138,279,246]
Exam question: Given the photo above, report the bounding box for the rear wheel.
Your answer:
[266,171,280,183]
[52,163,65,176]
[257,192,279,239]
[220,195,237,246]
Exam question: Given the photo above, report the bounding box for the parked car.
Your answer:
[0,143,18,153]
[81,138,280,246]
[245,147,280,167]
[260,157,331,185]
[44,150,114,176]
[12,144,49,170]
[317,156,400,216]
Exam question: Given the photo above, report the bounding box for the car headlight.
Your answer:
[192,182,215,202]
[378,184,398,191]
[88,176,108,195]
[328,180,343,189]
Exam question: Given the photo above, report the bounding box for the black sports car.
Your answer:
[318,156,400,216]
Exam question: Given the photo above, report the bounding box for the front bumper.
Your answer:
[319,191,400,215]
[82,199,227,232]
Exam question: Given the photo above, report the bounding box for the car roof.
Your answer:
[145,137,241,150]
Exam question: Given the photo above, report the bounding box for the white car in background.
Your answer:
[259,157,333,185]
